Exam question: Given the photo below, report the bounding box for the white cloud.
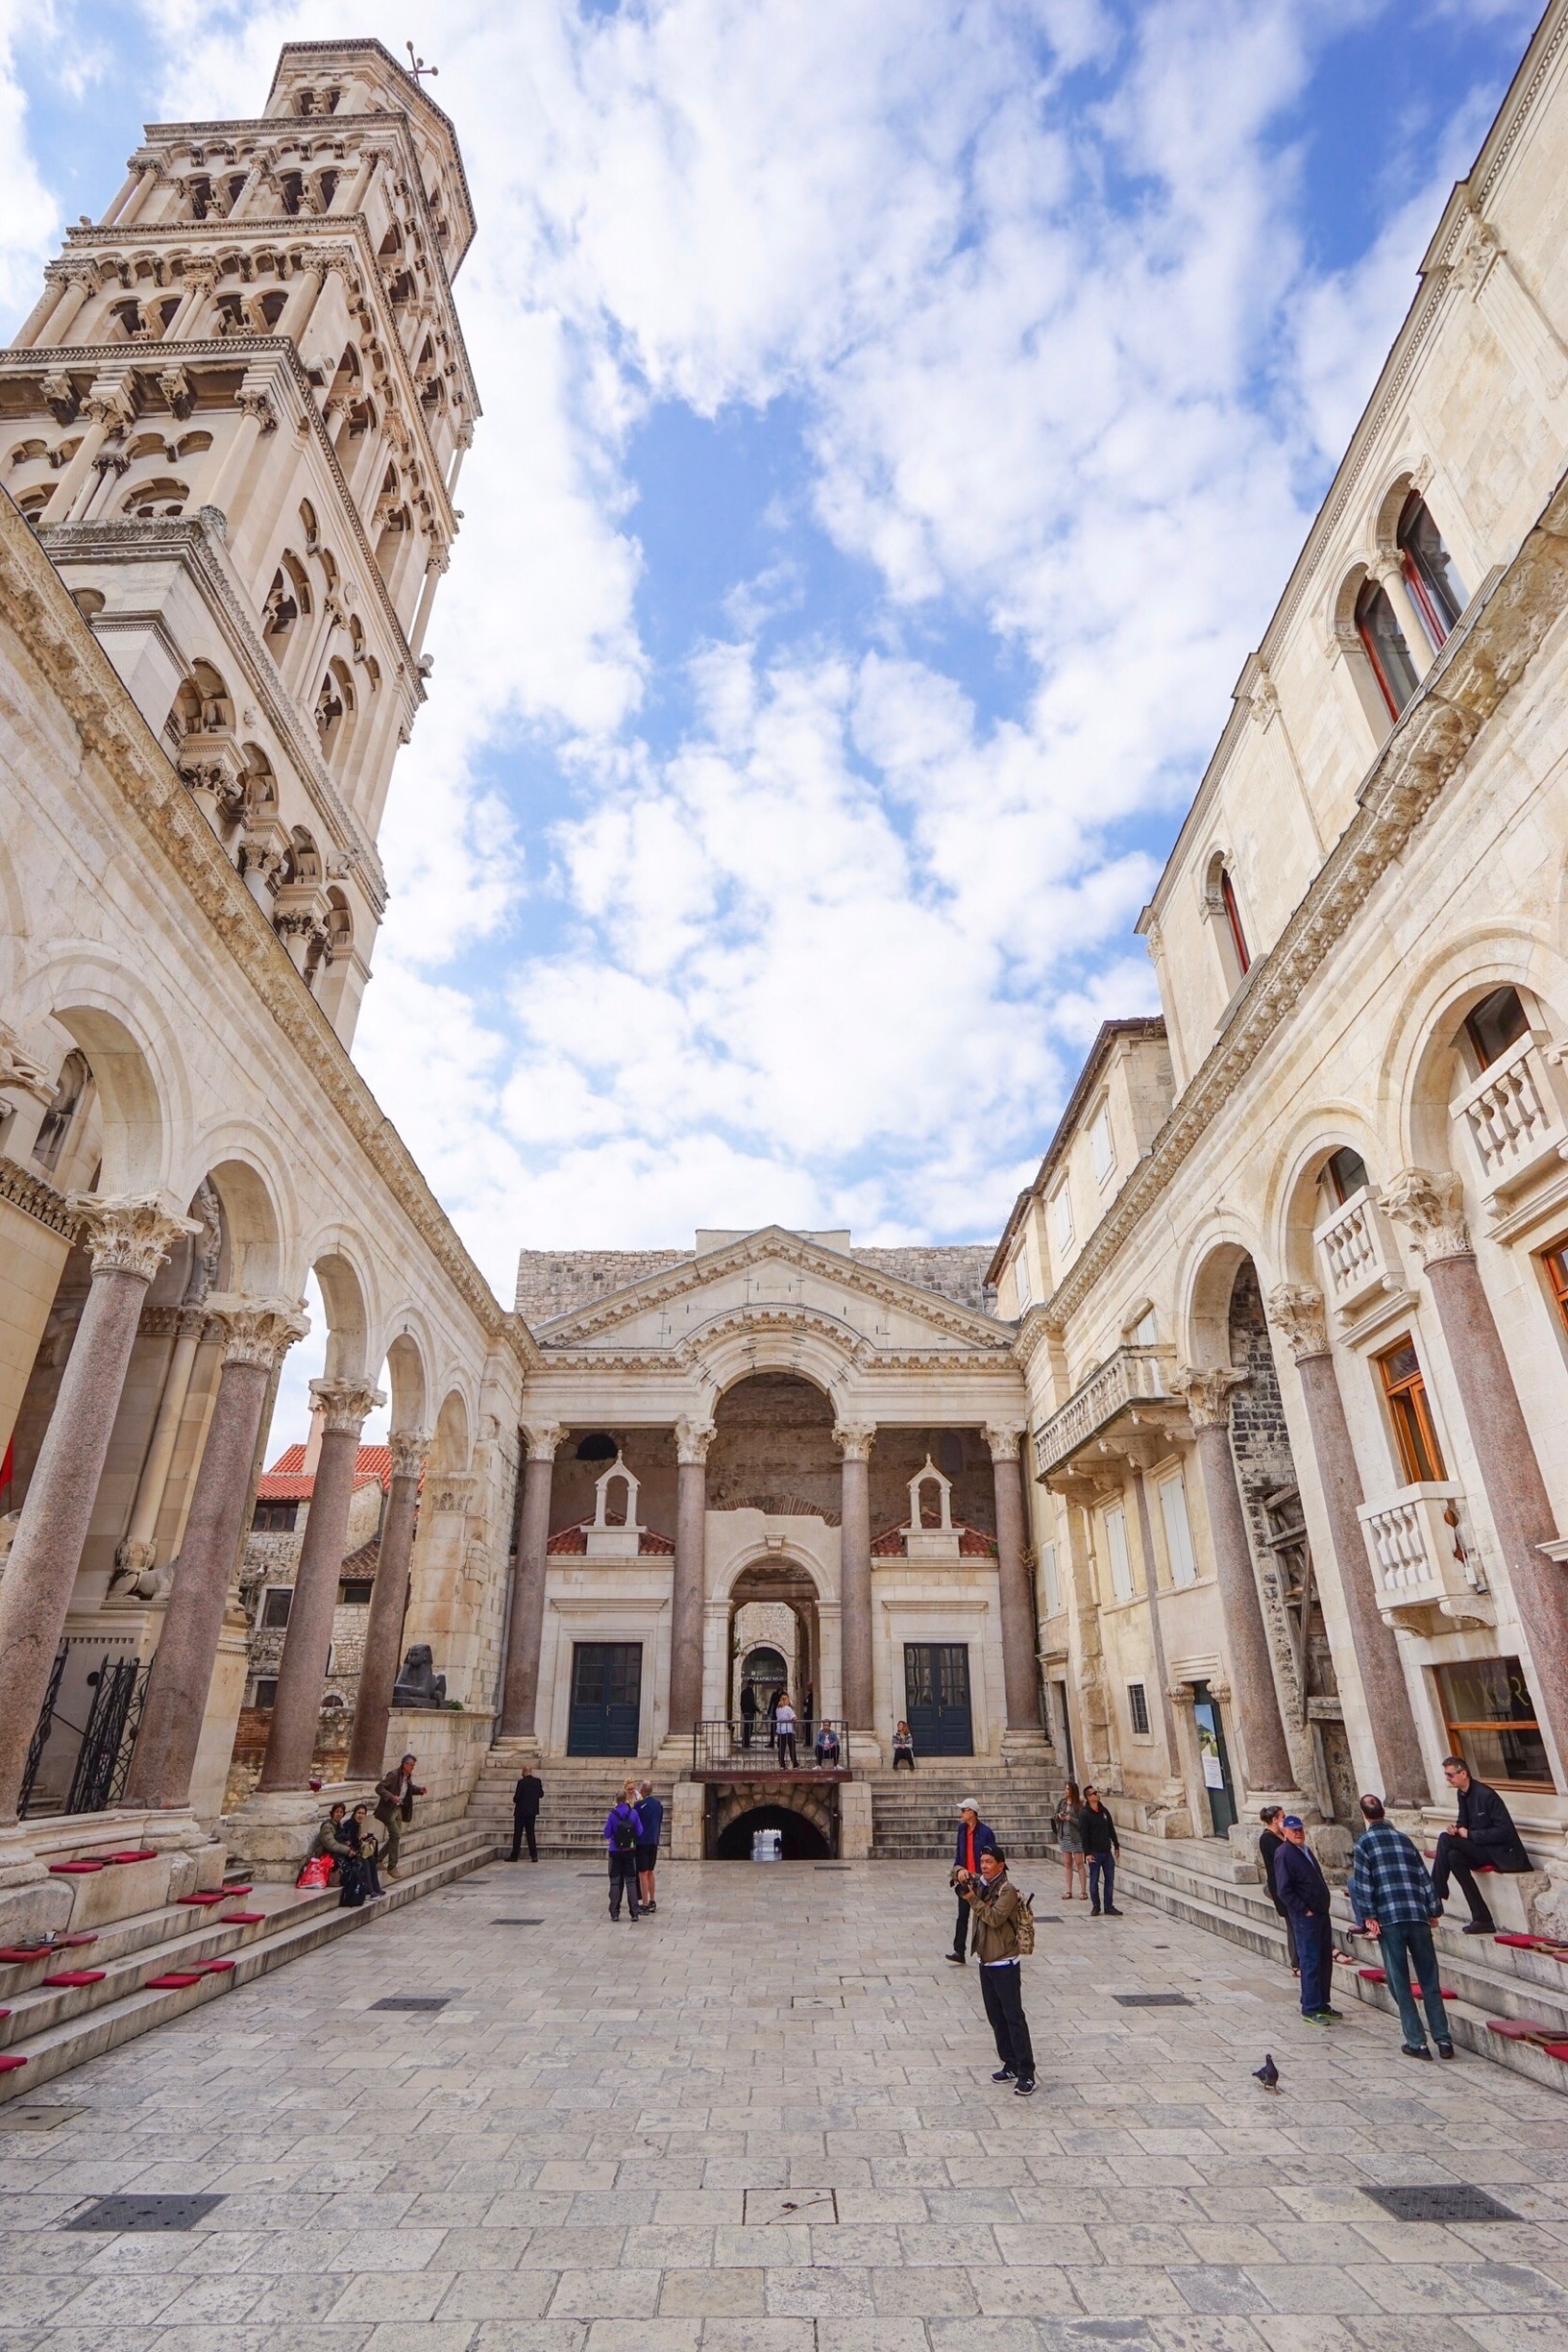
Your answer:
[0,3,62,320]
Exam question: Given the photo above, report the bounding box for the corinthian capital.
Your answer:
[983,1423,1026,1463]
[69,1192,201,1282]
[833,1421,876,1462]
[1265,1283,1331,1363]
[1175,1365,1246,1432]
[1381,1166,1471,1266]
[389,1429,430,1481]
[204,1291,309,1369]
[308,1375,386,1434]
[523,1422,562,1463]
[675,1415,717,1466]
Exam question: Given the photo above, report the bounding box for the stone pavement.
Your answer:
[2,1856,1568,2351]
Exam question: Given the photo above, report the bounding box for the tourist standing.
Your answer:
[774,1692,798,1768]
[892,1720,916,1771]
[510,1768,543,1863]
[1273,1815,1339,2024]
[1348,1793,1454,2061]
[603,1786,644,1920]
[374,1753,425,1878]
[947,1800,996,1963]
[1259,1804,1298,1972]
[1431,1754,1532,1934]
[740,1680,758,1750]
[1082,1786,1120,1916]
[957,1848,1036,2095]
[636,1780,664,1914]
[1055,1781,1087,1901]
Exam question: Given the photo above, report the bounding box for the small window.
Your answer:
[1041,1538,1061,1617]
[1015,1247,1031,1313]
[1398,492,1467,650]
[1052,1185,1074,1253]
[1132,1308,1158,1346]
[1543,1237,1568,1338]
[1462,985,1530,1077]
[252,1500,298,1532]
[1128,1682,1150,1738]
[1090,1105,1116,1186]
[1104,1504,1134,1602]
[1220,870,1250,978]
[1355,576,1421,719]
[1319,1145,1369,1209]
[1437,1655,1551,1791]
[254,1678,278,1709]
[937,1432,964,1480]
[260,1586,293,1629]
[1159,1474,1197,1588]
[576,1432,619,1461]
[337,1580,374,1605]
[1375,1336,1446,1485]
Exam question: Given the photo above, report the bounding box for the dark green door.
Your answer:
[905,1643,973,1756]
[1191,1679,1237,1836]
[568,1642,642,1756]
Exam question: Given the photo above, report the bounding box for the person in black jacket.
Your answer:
[1273,1817,1339,2021]
[1431,1755,1532,1932]
[1259,1805,1297,1972]
[510,1770,543,1863]
[1081,1786,1120,1916]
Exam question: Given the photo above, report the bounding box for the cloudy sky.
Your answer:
[0,0,1542,1433]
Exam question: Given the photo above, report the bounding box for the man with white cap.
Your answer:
[947,1799,996,1964]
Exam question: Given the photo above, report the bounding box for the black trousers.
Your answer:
[1431,1831,1515,1923]
[953,1894,972,1958]
[979,1962,1035,2081]
[511,1814,538,1862]
[777,1733,797,1767]
[608,1854,640,1918]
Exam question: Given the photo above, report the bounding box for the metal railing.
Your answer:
[692,1718,846,1773]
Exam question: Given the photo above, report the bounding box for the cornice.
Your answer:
[1043,459,1568,1330]
[0,1151,75,1239]
[0,487,534,1366]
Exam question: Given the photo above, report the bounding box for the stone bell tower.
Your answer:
[0,38,479,1042]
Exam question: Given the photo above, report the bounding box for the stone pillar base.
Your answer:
[1000,1728,1051,1765]
[0,1824,49,1894]
[652,1736,694,1777]
[670,1780,705,1860]
[225,1779,376,1879]
[839,1781,873,1859]
[846,1731,884,1773]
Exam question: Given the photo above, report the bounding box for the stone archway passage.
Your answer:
[716,1802,831,1860]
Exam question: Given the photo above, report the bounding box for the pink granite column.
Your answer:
[0,1194,196,1825]
[1384,1167,1568,1776]
[125,1294,308,1810]
[837,1424,875,1731]
[987,1426,1042,1733]
[499,1426,561,1739]
[1179,1367,1295,1793]
[1267,1282,1430,1804]
[670,1417,715,1736]
[1129,1464,1183,1769]
[257,1375,383,1793]
[347,1430,428,1779]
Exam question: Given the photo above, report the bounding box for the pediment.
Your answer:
[534,1227,1009,1358]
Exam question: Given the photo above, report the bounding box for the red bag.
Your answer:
[295,1853,331,1889]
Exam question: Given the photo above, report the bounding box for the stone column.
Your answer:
[670,1417,716,1736]
[347,1429,428,1780]
[1129,1465,1183,1774]
[123,1295,308,1811]
[111,1303,207,1598]
[34,268,95,349]
[1177,1366,1295,1794]
[1267,1282,1430,1804]
[1384,1167,1568,1776]
[257,1374,384,1793]
[0,1194,197,1824]
[986,1425,1044,1741]
[498,1425,561,1740]
[836,1423,875,1734]
[202,388,276,523]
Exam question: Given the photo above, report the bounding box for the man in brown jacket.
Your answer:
[958,1848,1036,2095]
[374,1753,425,1877]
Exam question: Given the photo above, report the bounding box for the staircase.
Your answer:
[470,1746,649,1856]
[0,1810,496,2105]
[868,1765,1057,1859]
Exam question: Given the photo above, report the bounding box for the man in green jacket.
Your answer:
[958,1849,1036,2096]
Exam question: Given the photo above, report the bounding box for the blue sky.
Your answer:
[0,1,1543,1386]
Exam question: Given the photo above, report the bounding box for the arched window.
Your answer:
[1397,492,1467,649]
[576,1433,618,1461]
[1316,1144,1369,1218]
[33,1050,90,1172]
[1460,985,1530,1078]
[1354,575,1420,720]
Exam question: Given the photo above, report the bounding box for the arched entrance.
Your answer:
[728,1563,821,1733]
[715,1802,831,1860]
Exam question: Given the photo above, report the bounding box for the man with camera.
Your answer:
[955,1848,1036,2095]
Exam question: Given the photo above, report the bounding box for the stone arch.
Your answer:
[1382,925,1566,1175]
[1179,1230,1262,1371]
[430,1384,472,1474]
[380,1330,429,1437]
[1266,1103,1385,1287]
[706,1369,842,1520]
[301,1237,374,1380]
[711,1788,835,1858]
[203,1153,284,1293]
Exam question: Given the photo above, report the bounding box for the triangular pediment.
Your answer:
[533,1226,1009,1358]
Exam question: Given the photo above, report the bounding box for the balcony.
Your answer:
[1358,1481,1493,1633]
[1312,1184,1406,1324]
[1034,1344,1182,1479]
[1452,1030,1568,1206]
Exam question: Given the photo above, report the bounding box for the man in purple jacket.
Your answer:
[603,1785,644,1921]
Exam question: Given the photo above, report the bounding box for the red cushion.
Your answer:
[1494,1933,1543,1949]
[0,2054,26,2072]
[202,1959,236,1973]
[1487,2017,1559,2039]
[47,1861,102,1875]
[60,1933,97,1948]
[0,1948,53,1966]
[222,1885,254,1897]
[220,1911,265,1925]
[175,1892,227,1907]
[106,1850,159,1865]
[1359,1968,1387,1983]
[1538,2042,1568,2062]
[145,1972,205,1990]
[42,1971,106,1988]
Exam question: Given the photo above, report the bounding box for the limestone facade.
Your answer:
[989,0,1568,1890]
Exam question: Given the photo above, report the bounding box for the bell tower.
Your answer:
[0,39,479,1043]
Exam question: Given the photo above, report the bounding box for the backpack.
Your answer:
[612,1809,638,1853]
[1015,1891,1036,1958]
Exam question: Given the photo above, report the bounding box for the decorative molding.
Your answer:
[388,1429,430,1481]
[1381,1164,1473,1266]
[522,1422,563,1463]
[0,1152,76,1239]
[69,1191,200,1282]
[833,1422,876,1462]
[1265,1283,1332,1363]
[308,1374,385,1434]
[1174,1366,1246,1432]
[0,1023,55,1105]
[674,1415,717,1466]
[203,1290,309,1368]
[983,1423,1026,1462]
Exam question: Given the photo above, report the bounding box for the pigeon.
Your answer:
[1253,2053,1280,2093]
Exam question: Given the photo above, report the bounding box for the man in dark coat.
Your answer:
[1259,1804,1297,1972]
[1431,1755,1532,1932]
[374,1753,425,1877]
[1273,1816,1339,2023]
[510,1770,543,1863]
[947,1801,996,1964]
[740,1680,758,1750]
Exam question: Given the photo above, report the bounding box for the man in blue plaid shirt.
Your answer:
[1347,1794,1455,2062]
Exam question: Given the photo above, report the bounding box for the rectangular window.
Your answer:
[1543,1237,1568,1338]
[259,1587,292,1629]
[337,1580,374,1605]
[1437,1654,1552,1790]
[1375,1335,1447,1484]
[1015,1245,1031,1313]
[1159,1473,1197,1587]
[1128,1682,1150,1737]
[252,1501,298,1532]
[1090,1103,1115,1185]
[1052,1184,1074,1252]
[1041,1538,1061,1617]
[1105,1504,1134,1601]
[254,1678,278,1710]
[1462,985,1529,1077]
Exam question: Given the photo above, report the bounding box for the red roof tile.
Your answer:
[547,1520,676,1556]
[257,1443,398,1503]
[870,1522,998,1557]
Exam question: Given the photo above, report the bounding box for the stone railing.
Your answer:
[1312,1183,1405,1319]
[1452,1030,1568,1202]
[1034,1345,1179,1478]
[1358,1481,1492,1629]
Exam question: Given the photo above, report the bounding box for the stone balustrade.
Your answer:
[1311,1183,1405,1320]
[1452,1030,1568,1203]
[1034,1344,1180,1478]
[1358,1479,1493,1630]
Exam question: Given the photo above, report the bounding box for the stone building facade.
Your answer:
[989,0,1568,1908]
